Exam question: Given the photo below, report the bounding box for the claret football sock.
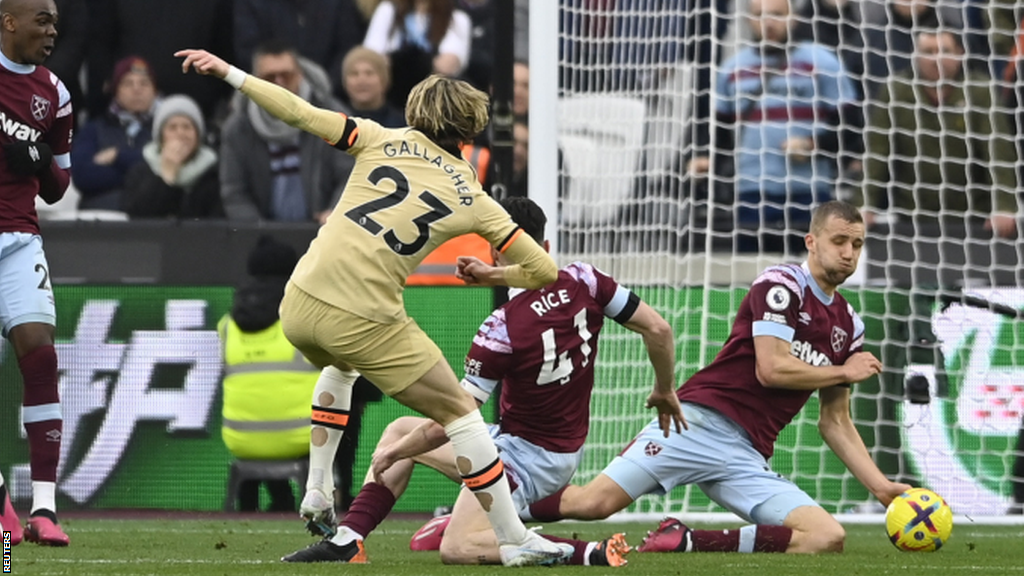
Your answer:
[337,482,396,542]
[523,487,567,522]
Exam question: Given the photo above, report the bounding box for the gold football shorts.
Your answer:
[280,283,443,396]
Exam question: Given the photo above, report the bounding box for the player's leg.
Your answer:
[528,407,717,523]
[530,474,637,521]
[278,286,361,535]
[779,505,845,553]
[640,483,808,554]
[1,235,67,546]
[438,435,625,567]
[391,358,571,566]
[638,405,820,554]
[300,366,358,536]
[335,416,459,543]
[282,416,459,563]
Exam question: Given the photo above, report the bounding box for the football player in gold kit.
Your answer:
[177,48,570,566]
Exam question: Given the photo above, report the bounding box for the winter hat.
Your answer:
[110,56,156,92]
[246,235,299,278]
[152,94,205,143]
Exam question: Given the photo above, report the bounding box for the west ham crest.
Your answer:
[643,441,662,457]
[31,94,51,121]
[831,326,848,352]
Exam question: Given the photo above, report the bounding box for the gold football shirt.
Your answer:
[238,75,556,323]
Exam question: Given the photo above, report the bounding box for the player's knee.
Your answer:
[803,523,845,553]
[379,416,422,444]
[438,536,474,565]
[565,493,616,520]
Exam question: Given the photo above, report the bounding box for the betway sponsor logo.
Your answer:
[790,339,831,367]
[0,111,42,141]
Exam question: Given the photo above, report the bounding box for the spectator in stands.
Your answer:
[122,94,224,219]
[456,0,494,91]
[860,0,962,99]
[71,56,158,211]
[510,116,528,198]
[514,0,527,61]
[791,0,867,182]
[512,60,528,118]
[793,0,865,86]
[364,0,472,108]
[859,28,1018,238]
[688,0,857,253]
[220,41,354,224]
[233,0,366,100]
[999,10,1024,194]
[87,0,235,123]
[49,0,88,127]
[341,46,405,128]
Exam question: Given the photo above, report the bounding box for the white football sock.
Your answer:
[31,481,56,514]
[307,366,357,497]
[444,411,528,546]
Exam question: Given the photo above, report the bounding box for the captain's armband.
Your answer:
[330,114,360,150]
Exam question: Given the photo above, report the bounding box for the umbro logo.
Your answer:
[644,441,663,457]
[798,312,812,325]
[46,429,62,442]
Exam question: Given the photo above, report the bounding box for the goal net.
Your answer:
[544,0,1024,519]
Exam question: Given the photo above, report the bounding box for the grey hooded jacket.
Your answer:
[219,56,355,221]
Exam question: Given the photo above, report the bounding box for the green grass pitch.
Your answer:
[10,518,1022,576]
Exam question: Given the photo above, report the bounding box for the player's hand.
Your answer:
[161,139,192,166]
[874,481,913,508]
[93,146,118,166]
[782,137,813,162]
[370,445,401,484]
[985,213,1017,238]
[861,209,878,228]
[3,141,53,176]
[456,256,500,286]
[687,156,710,178]
[646,388,687,436]
[175,49,230,79]
[841,351,882,384]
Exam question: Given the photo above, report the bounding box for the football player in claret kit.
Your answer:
[526,201,914,554]
[0,0,73,547]
[278,196,684,566]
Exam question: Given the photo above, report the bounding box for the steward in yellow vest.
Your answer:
[219,317,319,460]
[220,235,317,511]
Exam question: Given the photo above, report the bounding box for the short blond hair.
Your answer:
[342,46,391,90]
[405,75,489,146]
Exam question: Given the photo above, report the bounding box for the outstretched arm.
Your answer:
[175,49,348,145]
[818,385,910,507]
[621,301,686,435]
[371,418,452,483]
[754,335,881,390]
[456,233,558,289]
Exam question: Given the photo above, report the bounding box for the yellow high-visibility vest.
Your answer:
[218,316,318,460]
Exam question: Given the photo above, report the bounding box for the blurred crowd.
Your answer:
[558,0,1024,253]
[44,0,529,222]
[36,0,1024,254]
